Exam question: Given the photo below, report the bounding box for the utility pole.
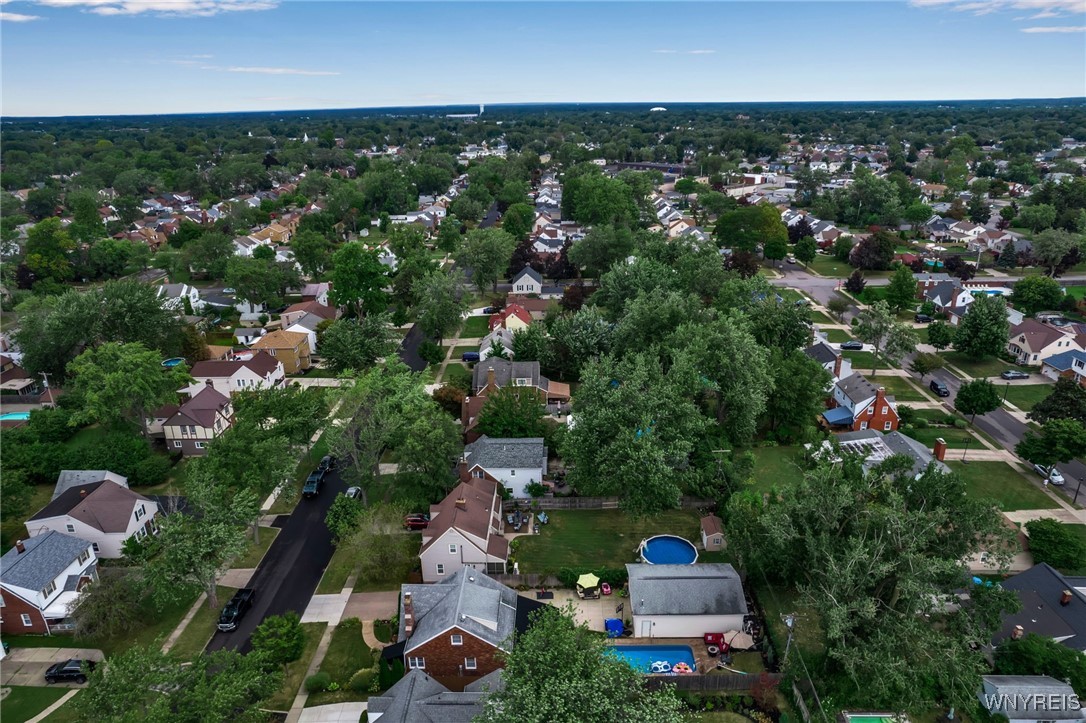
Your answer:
[41,372,56,408]
[782,613,796,665]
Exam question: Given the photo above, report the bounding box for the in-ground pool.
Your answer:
[639,535,698,564]
[0,412,31,421]
[606,645,696,674]
[161,357,185,368]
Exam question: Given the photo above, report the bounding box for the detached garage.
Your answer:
[626,563,748,639]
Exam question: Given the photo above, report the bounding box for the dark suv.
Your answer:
[217,588,256,632]
[303,467,327,498]
[44,659,95,684]
[929,380,950,397]
[914,313,933,323]
[317,455,336,473]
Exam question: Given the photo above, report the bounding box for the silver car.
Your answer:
[1033,465,1065,486]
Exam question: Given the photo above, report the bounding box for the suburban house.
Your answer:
[388,569,545,678]
[488,304,533,333]
[282,305,336,355]
[1041,349,1086,386]
[823,373,899,432]
[995,563,1086,652]
[511,266,542,295]
[822,429,950,478]
[182,351,285,397]
[24,480,159,558]
[280,300,337,329]
[978,676,1085,723]
[300,282,331,306]
[1007,319,1086,366]
[459,435,547,498]
[419,478,508,583]
[626,563,749,639]
[251,329,312,374]
[803,341,850,387]
[478,327,515,362]
[233,326,266,346]
[0,532,98,635]
[52,470,128,500]
[923,280,974,320]
[700,514,725,552]
[366,669,503,721]
[162,383,234,456]
[470,359,570,406]
[0,353,41,400]
[504,294,552,320]
[156,283,204,313]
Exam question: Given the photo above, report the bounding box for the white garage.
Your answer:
[627,563,748,639]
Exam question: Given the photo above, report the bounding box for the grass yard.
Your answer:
[168,586,236,660]
[317,543,357,594]
[441,362,472,389]
[38,692,81,722]
[305,618,374,707]
[515,509,702,575]
[264,622,327,712]
[756,583,825,657]
[749,446,807,495]
[452,344,478,357]
[901,424,977,449]
[2,482,53,551]
[373,619,395,643]
[808,310,837,325]
[874,375,929,402]
[805,255,851,277]
[1001,384,1052,412]
[777,288,806,304]
[841,350,895,371]
[0,686,70,723]
[940,351,1029,379]
[821,329,854,343]
[459,315,491,338]
[948,461,1055,511]
[234,527,280,568]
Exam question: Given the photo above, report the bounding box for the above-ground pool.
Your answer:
[606,645,697,674]
[639,535,698,564]
[161,357,185,368]
[0,412,31,421]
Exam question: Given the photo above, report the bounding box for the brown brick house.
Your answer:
[251,329,312,374]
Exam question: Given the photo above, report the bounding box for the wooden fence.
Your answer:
[644,673,781,693]
[503,496,713,511]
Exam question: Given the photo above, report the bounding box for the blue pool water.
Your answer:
[0,412,31,421]
[161,357,185,368]
[606,645,696,674]
[640,535,698,564]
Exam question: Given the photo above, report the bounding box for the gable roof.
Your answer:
[189,351,279,379]
[423,477,503,556]
[399,569,519,653]
[251,329,309,351]
[981,676,1083,720]
[0,531,92,592]
[834,429,949,477]
[463,436,546,471]
[997,562,1086,651]
[168,384,231,428]
[512,265,542,285]
[283,300,337,320]
[53,470,127,501]
[471,358,543,393]
[701,514,723,537]
[836,372,885,406]
[803,341,838,366]
[626,563,748,617]
[366,669,502,723]
[1042,349,1086,372]
[488,304,533,331]
[28,480,150,533]
[1011,318,1074,353]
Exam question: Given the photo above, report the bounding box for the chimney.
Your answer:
[875,386,886,403]
[458,457,469,481]
[403,592,414,638]
[833,354,842,380]
[80,488,88,498]
[933,438,947,462]
[1060,589,1073,606]
[1011,625,1025,640]
[15,539,25,554]
[486,367,496,390]
[456,498,467,509]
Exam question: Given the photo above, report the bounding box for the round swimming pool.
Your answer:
[639,535,698,565]
[161,357,185,368]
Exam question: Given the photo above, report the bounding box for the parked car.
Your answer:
[1000,370,1030,380]
[461,352,480,362]
[482,307,499,314]
[839,341,864,351]
[317,455,336,472]
[786,255,797,264]
[345,487,362,500]
[217,588,256,632]
[1033,464,1066,486]
[44,659,96,684]
[303,468,326,498]
[930,380,951,397]
[914,313,933,323]
[222,287,237,295]
[404,513,430,530]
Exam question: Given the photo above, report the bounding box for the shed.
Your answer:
[626,563,748,639]
[700,514,725,552]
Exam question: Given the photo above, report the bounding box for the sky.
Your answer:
[1,0,1084,117]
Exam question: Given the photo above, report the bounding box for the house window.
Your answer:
[20,613,32,627]
[516,285,523,291]
[451,634,463,646]
[136,505,146,521]
[884,421,892,431]
[77,549,90,565]
[472,470,484,479]
[881,406,888,415]
[195,442,206,449]
[41,580,57,598]
[514,378,530,386]
[408,657,426,670]
[860,421,868,430]
[464,657,477,670]
[65,524,75,533]
[449,544,457,554]
[92,543,100,553]
[174,441,182,448]
[436,564,445,576]
[509,470,516,476]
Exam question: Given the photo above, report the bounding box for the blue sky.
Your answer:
[1,1,1083,116]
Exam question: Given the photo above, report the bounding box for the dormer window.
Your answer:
[41,580,57,598]
[77,549,90,565]
[514,378,530,386]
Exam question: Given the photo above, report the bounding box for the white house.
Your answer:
[419,478,507,583]
[460,436,547,498]
[156,283,204,313]
[183,351,285,397]
[627,563,748,639]
[511,266,542,295]
[25,479,159,558]
[0,532,98,635]
[1007,319,1086,366]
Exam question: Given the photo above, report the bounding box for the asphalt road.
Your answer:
[398,324,428,372]
[205,468,347,654]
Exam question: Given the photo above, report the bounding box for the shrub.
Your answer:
[1026,518,1086,571]
[305,672,332,694]
[913,418,929,429]
[418,340,444,366]
[525,481,546,498]
[349,668,377,692]
[897,405,917,426]
[953,418,968,429]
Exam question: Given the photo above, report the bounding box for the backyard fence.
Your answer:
[644,673,781,693]
[503,496,713,511]
[489,573,558,588]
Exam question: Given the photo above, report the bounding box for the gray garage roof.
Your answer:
[0,531,93,592]
[367,669,503,723]
[627,563,748,617]
[463,436,547,472]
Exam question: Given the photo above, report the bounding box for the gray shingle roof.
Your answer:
[398,569,519,654]
[472,358,543,394]
[463,436,546,471]
[513,265,542,285]
[835,429,949,477]
[997,563,1086,651]
[54,470,127,501]
[836,372,882,405]
[804,341,838,366]
[981,676,1083,720]
[366,669,498,723]
[0,531,93,592]
[627,563,748,617]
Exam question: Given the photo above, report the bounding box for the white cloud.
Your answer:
[30,0,277,17]
[1020,23,1086,29]
[909,0,1086,17]
[652,49,679,54]
[0,10,42,20]
[225,66,340,76]
[653,49,716,55]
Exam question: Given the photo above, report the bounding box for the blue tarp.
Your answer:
[605,619,624,638]
[822,407,854,426]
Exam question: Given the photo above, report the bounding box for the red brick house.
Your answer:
[823,372,899,432]
[0,531,98,635]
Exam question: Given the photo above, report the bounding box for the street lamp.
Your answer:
[1003,382,1011,403]
[961,436,972,464]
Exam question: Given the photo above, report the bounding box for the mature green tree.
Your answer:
[763,234,788,265]
[477,604,686,723]
[502,202,535,241]
[908,351,945,381]
[955,379,1002,424]
[413,270,468,345]
[318,315,398,374]
[1016,418,1086,471]
[904,202,934,229]
[996,242,1019,269]
[342,503,418,586]
[436,215,462,253]
[885,264,919,311]
[1025,518,1086,572]
[1010,274,1065,316]
[251,612,306,673]
[68,570,145,641]
[233,384,329,446]
[994,634,1086,697]
[953,294,1010,359]
[927,319,954,350]
[142,510,248,610]
[182,232,233,280]
[567,226,638,278]
[476,386,546,438]
[66,342,190,439]
[24,217,75,284]
[854,300,919,375]
[714,204,787,253]
[329,242,389,318]
[224,256,284,308]
[394,403,462,501]
[290,229,333,278]
[563,172,639,227]
[746,298,813,353]
[827,296,850,320]
[511,323,551,364]
[794,236,817,267]
[86,237,135,278]
[762,350,832,442]
[1031,229,1082,276]
[727,459,1018,714]
[1018,203,1058,233]
[456,227,517,293]
[1030,377,1086,425]
[75,644,281,723]
[967,194,991,224]
[25,186,61,220]
[851,231,897,271]
[0,468,33,521]
[326,493,363,542]
[834,234,854,261]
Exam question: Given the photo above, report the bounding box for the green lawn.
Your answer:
[234,527,280,568]
[842,350,895,371]
[452,344,478,356]
[515,509,702,575]
[305,618,373,707]
[777,288,806,304]
[168,586,236,660]
[38,692,80,722]
[441,362,472,389]
[948,461,1055,511]
[749,446,808,495]
[873,375,928,402]
[940,352,1030,379]
[822,329,853,343]
[264,622,327,712]
[809,310,837,325]
[373,619,394,643]
[901,424,977,449]
[805,255,851,277]
[459,315,491,338]
[1,686,69,723]
[756,583,825,657]
[1002,384,1052,412]
[317,543,357,594]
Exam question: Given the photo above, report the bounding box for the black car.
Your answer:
[303,469,325,498]
[44,659,95,684]
[217,588,256,632]
[930,380,951,397]
[840,341,864,351]
[317,455,336,473]
[1000,370,1030,380]
[914,313,933,323]
[482,306,499,314]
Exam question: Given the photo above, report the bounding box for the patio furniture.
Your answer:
[536,589,554,600]
[601,583,612,595]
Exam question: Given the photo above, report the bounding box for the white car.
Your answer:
[222,287,237,295]
[1034,465,1065,486]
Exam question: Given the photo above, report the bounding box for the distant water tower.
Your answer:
[479,104,485,115]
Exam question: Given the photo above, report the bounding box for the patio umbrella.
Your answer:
[722,630,756,650]
[576,573,600,590]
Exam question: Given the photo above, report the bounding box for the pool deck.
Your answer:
[608,637,714,674]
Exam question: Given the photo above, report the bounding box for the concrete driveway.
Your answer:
[0,647,104,687]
